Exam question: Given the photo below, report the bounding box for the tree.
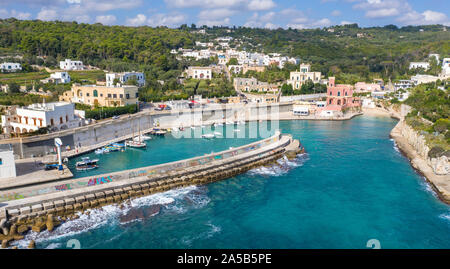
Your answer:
[8,82,20,93]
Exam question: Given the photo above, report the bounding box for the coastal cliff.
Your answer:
[391,120,450,203]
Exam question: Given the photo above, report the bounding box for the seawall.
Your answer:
[0,131,303,246]
[390,120,450,204]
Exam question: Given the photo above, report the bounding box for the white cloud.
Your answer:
[147,13,187,27]
[0,9,31,19]
[198,17,231,27]
[398,10,450,26]
[95,15,117,25]
[264,22,278,29]
[310,18,332,28]
[126,13,187,27]
[340,20,354,25]
[165,0,274,11]
[198,8,235,20]
[37,7,59,21]
[353,0,450,26]
[248,0,276,11]
[126,14,147,26]
[366,8,399,18]
[331,10,341,17]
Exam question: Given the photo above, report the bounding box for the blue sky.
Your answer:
[0,0,449,28]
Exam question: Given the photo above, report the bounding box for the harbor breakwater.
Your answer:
[0,131,302,248]
[391,120,450,204]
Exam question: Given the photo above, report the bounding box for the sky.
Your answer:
[0,0,449,29]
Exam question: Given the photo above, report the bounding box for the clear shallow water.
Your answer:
[21,116,450,249]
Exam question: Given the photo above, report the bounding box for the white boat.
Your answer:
[95,148,110,154]
[76,157,99,171]
[226,121,233,125]
[234,129,241,132]
[214,122,223,127]
[133,135,152,142]
[202,134,215,139]
[214,132,222,136]
[125,140,147,148]
[190,126,196,129]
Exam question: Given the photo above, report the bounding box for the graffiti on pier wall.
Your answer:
[55,184,72,191]
[88,176,113,186]
[0,193,25,201]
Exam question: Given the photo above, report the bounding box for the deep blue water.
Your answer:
[17,116,450,249]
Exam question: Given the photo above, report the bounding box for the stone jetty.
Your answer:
[0,131,303,248]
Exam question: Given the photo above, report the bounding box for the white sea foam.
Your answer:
[180,221,221,247]
[12,185,209,249]
[247,153,309,177]
[391,139,401,154]
[439,212,450,222]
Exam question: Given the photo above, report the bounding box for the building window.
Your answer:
[113,94,117,98]
[120,94,123,98]
[93,90,98,97]
[66,115,69,122]
[60,117,63,124]
[135,93,139,98]
[86,93,90,97]
[126,94,130,99]
[0,158,2,165]
[108,94,112,98]
[51,119,54,126]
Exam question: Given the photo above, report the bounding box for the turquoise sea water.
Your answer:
[16,116,450,249]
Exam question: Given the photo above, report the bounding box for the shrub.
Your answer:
[433,118,450,134]
[428,146,445,158]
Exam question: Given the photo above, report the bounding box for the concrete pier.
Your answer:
[0,131,303,232]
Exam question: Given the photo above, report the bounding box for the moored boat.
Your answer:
[125,140,147,148]
[76,157,99,171]
[202,133,215,139]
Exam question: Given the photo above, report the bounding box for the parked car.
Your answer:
[112,116,120,120]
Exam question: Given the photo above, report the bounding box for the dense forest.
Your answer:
[0,19,449,101]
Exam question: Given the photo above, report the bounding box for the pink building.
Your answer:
[354,82,381,92]
[325,77,361,111]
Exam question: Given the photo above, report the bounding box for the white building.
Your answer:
[186,66,213,79]
[106,72,145,87]
[394,80,413,91]
[409,62,430,70]
[1,102,85,134]
[43,72,71,84]
[442,58,450,76]
[0,144,16,179]
[0,62,22,72]
[411,74,440,85]
[287,64,322,90]
[60,59,84,71]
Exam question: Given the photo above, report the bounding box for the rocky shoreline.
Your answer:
[390,121,450,204]
[363,106,449,204]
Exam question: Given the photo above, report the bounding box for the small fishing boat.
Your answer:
[125,140,147,148]
[150,128,167,136]
[95,148,110,154]
[202,133,215,139]
[133,135,152,142]
[76,157,99,171]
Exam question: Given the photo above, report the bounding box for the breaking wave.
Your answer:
[12,185,210,249]
[246,153,309,177]
[390,138,401,154]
